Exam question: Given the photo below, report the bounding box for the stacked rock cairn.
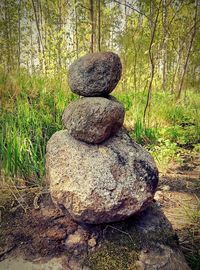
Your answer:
[46,52,159,224]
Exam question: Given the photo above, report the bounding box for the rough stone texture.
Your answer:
[62,97,125,144]
[135,246,190,270]
[85,205,190,270]
[46,128,159,224]
[68,52,122,97]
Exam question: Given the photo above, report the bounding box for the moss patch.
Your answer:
[85,241,138,270]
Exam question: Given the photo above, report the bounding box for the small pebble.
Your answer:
[88,238,97,248]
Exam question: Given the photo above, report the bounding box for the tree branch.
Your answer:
[112,0,151,22]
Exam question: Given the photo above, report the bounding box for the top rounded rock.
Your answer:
[68,52,122,97]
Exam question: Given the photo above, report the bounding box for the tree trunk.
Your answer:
[58,0,62,70]
[18,0,21,70]
[30,22,34,73]
[90,0,94,53]
[74,0,79,58]
[97,0,101,52]
[162,0,167,91]
[143,1,161,126]
[31,0,44,72]
[132,36,137,93]
[177,0,198,99]
[4,0,11,72]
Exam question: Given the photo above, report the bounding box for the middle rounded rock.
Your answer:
[62,97,125,144]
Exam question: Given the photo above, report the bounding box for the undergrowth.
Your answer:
[0,70,200,184]
[0,71,77,185]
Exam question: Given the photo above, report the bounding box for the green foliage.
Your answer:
[148,139,180,172]
[0,71,77,185]
[1,0,200,96]
[130,119,158,145]
[115,89,200,171]
[0,70,199,183]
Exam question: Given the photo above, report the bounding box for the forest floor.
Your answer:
[0,149,199,270]
[157,150,200,268]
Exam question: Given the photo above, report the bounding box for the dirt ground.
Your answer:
[0,149,199,269]
[157,150,200,268]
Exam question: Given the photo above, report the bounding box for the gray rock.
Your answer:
[46,128,159,224]
[68,52,122,97]
[62,97,125,144]
[135,245,190,270]
[85,205,190,270]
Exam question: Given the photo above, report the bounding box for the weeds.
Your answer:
[181,196,200,270]
[0,71,200,184]
[0,71,77,185]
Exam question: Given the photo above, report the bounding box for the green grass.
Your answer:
[118,90,200,172]
[0,70,200,185]
[182,197,200,270]
[0,71,77,185]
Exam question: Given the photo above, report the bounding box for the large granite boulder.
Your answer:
[46,129,159,224]
[62,97,125,144]
[68,52,122,97]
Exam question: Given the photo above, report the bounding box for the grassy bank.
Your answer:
[0,71,200,185]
